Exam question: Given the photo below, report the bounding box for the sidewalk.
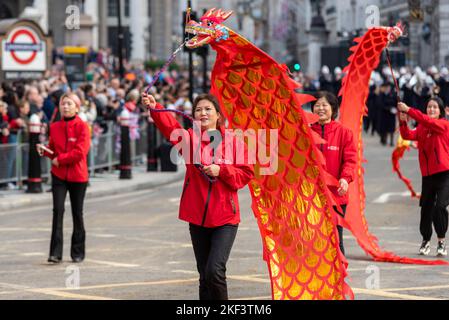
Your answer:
[0,165,185,212]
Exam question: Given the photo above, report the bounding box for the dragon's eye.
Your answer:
[207,21,214,27]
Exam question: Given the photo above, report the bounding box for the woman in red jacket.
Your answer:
[310,91,357,256]
[142,92,254,300]
[37,93,91,264]
[398,98,448,257]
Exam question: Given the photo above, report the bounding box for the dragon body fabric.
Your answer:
[392,136,419,198]
[339,25,448,265]
[186,9,352,299]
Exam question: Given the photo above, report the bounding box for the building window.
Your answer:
[124,0,130,17]
[71,0,85,14]
[108,0,118,17]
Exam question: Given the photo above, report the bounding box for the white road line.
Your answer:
[20,252,45,257]
[383,284,449,292]
[84,259,140,268]
[352,288,441,300]
[171,270,196,274]
[1,238,48,244]
[372,191,414,204]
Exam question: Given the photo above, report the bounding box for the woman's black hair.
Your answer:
[427,96,446,119]
[313,91,340,120]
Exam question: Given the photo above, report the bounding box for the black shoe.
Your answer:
[48,256,62,264]
[72,257,84,263]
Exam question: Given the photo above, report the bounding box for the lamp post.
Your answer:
[116,0,125,79]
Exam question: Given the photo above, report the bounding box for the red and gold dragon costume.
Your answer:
[339,24,448,265]
[186,8,352,300]
[184,8,448,300]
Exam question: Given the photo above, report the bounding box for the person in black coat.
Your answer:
[377,83,397,146]
[364,84,378,135]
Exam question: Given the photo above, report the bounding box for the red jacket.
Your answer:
[44,116,91,182]
[0,114,8,144]
[311,121,357,205]
[150,104,254,228]
[399,108,449,177]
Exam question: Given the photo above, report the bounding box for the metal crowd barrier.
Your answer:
[0,120,159,188]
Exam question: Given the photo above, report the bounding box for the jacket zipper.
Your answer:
[180,178,190,201]
[320,125,325,152]
[423,150,430,176]
[65,121,69,180]
[434,148,440,165]
[201,182,213,226]
[230,197,236,215]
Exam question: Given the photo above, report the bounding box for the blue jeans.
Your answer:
[6,134,18,180]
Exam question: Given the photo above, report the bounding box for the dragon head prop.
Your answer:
[384,22,404,44]
[185,8,233,49]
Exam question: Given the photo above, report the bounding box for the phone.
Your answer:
[39,145,54,155]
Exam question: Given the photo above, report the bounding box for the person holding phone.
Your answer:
[37,93,91,263]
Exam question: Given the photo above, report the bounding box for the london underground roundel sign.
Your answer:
[2,26,46,71]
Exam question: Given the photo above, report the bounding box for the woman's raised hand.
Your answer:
[141,92,157,109]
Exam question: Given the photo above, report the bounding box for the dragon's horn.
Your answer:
[220,10,233,20]
[204,7,216,18]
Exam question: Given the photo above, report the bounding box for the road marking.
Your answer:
[28,288,116,300]
[84,259,140,268]
[382,284,449,292]
[171,270,196,274]
[352,288,441,300]
[1,238,47,244]
[372,191,414,204]
[228,275,270,284]
[42,278,199,291]
[89,233,117,239]
[20,252,45,257]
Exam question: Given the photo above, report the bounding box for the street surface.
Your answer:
[0,133,448,300]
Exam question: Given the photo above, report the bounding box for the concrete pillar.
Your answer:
[130,0,148,62]
[439,1,449,65]
[307,27,329,78]
[84,0,99,50]
[33,0,49,33]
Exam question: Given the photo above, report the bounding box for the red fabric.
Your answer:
[1,114,8,143]
[208,24,352,299]
[150,104,254,228]
[391,137,419,198]
[400,108,449,177]
[339,27,449,266]
[310,121,357,205]
[8,118,22,130]
[45,116,91,183]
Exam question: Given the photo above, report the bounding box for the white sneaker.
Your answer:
[6,182,18,190]
[419,241,431,256]
[437,241,447,257]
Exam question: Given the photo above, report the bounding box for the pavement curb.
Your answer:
[0,168,185,212]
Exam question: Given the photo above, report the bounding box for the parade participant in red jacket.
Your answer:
[142,92,254,300]
[310,91,357,256]
[398,98,448,257]
[37,93,91,264]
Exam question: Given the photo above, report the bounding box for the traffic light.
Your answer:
[288,60,301,72]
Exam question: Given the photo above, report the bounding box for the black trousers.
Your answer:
[49,174,87,260]
[420,171,449,241]
[334,205,347,256]
[189,223,238,300]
